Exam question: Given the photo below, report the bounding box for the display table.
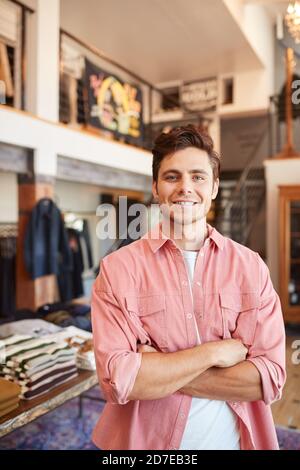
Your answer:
[0,370,98,438]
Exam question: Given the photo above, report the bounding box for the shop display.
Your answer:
[0,334,78,400]
[279,185,300,322]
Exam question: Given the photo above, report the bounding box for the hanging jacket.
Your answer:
[24,198,72,280]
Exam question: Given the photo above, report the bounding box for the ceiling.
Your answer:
[245,0,289,19]
[60,0,271,85]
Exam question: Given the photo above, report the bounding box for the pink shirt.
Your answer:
[91,224,286,450]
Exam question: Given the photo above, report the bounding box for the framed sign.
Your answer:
[84,59,143,144]
[180,77,217,112]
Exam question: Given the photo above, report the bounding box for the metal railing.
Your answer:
[215,126,268,246]
[59,29,206,151]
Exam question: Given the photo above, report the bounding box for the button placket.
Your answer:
[193,249,205,337]
[173,248,197,347]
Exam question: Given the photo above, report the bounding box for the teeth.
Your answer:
[174,202,195,206]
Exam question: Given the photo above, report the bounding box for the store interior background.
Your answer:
[0,0,300,449]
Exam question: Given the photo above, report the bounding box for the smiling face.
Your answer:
[152,147,219,228]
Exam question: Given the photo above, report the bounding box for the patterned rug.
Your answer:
[0,387,299,450]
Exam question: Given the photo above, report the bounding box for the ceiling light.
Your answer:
[285,2,300,43]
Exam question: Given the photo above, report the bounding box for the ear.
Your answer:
[212,178,219,200]
[152,180,159,201]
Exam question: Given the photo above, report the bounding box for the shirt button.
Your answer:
[186,313,193,319]
[200,251,204,257]
[180,412,185,419]
[196,281,201,286]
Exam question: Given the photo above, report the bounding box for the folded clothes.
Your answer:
[19,364,77,389]
[17,359,76,384]
[0,396,19,411]
[44,327,95,370]
[37,302,70,316]
[6,342,71,369]
[68,304,90,317]
[22,370,78,400]
[1,333,78,402]
[0,334,33,346]
[0,401,19,418]
[17,356,76,379]
[0,320,61,338]
[3,337,57,362]
[0,378,21,403]
[44,311,72,325]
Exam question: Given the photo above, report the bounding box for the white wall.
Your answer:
[221,0,275,113]
[55,179,107,266]
[0,106,152,177]
[264,158,300,291]
[0,172,18,222]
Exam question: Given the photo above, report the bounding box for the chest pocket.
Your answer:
[219,292,260,347]
[125,295,168,351]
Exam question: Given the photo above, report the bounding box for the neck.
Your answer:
[161,218,208,251]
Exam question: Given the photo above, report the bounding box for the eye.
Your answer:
[165,175,178,181]
[193,175,205,181]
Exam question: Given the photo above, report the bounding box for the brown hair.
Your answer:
[152,124,221,182]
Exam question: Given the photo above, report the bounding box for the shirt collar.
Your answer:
[143,222,225,253]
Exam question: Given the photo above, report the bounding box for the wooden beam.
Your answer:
[57,156,152,193]
[0,142,31,173]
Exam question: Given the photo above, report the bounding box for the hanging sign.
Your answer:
[84,59,143,143]
[180,77,218,112]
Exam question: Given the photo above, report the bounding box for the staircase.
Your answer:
[215,128,267,247]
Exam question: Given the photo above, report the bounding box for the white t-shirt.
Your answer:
[179,249,240,450]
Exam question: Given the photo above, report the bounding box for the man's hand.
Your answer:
[137,344,158,353]
[210,339,248,368]
[138,339,247,369]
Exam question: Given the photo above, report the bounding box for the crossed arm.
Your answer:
[128,341,263,402]
[179,360,263,402]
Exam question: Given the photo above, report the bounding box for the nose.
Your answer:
[177,175,193,195]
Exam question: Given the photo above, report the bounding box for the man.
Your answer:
[91,125,286,450]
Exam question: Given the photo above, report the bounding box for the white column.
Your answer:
[26,0,60,121]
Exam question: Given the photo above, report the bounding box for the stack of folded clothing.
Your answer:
[37,302,92,331]
[45,326,96,371]
[67,338,95,371]
[0,334,78,400]
[0,378,21,417]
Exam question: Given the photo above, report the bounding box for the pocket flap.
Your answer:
[125,295,165,316]
[219,292,260,311]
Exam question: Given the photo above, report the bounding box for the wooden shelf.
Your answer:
[0,370,99,438]
[279,186,300,322]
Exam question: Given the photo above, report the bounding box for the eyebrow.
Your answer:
[161,169,210,177]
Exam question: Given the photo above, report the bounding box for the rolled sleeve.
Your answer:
[91,261,142,405]
[247,255,286,405]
